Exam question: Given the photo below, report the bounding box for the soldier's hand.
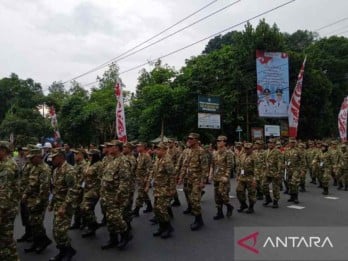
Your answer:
[58,206,66,217]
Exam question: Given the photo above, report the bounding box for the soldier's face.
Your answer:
[187,137,197,147]
[0,148,7,160]
[30,155,42,165]
[155,148,165,158]
[123,146,131,155]
[216,140,225,149]
[136,145,144,153]
[268,143,275,149]
[52,155,64,167]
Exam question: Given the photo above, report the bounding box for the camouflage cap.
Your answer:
[235,141,242,147]
[340,143,347,149]
[268,138,276,143]
[0,141,10,150]
[136,141,147,147]
[51,148,64,158]
[155,142,168,150]
[276,140,282,146]
[167,138,176,143]
[244,142,253,149]
[71,148,87,154]
[308,140,314,145]
[123,142,135,149]
[88,149,100,155]
[289,137,297,143]
[27,148,42,158]
[188,133,200,139]
[298,143,306,148]
[216,135,227,141]
[255,139,264,145]
[331,140,339,145]
[321,142,329,147]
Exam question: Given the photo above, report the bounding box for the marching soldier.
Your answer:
[337,144,348,191]
[307,140,318,184]
[209,135,234,220]
[167,138,181,207]
[236,143,256,214]
[329,140,342,186]
[0,141,20,260]
[313,142,333,195]
[178,133,209,231]
[23,148,52,254]
[49,149,80,261]
[132,142,153,217]
[262,139,282,208]
[146,142,176,238]
[100,140,132,250]
[177,141,191,214]
[298,143,307,192]
[253,140,266,200]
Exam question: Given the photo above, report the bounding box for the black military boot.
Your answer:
[293,193,299,204]
[237,201,248,213]
[153,222,165,237]
[345,185,348,191]
[118,230,131,250]
[69,219,81,230]
[167,206,174,218]
[333,179,338,186]
[17,226,32,243]
[213,206,224,220]
[24,242,38,253]
[171,195,181,207]
[63,245,76,261]
[272,200,279,208]
[49,245,65,261]
[299,184,306,192]
[190,214,204,231]
[322,187,329,195]
[82,222,98,238]
[256,190,264,200]
[34,234,52,254]
[287,194,295,202]
[263,195,272,206]
[150,216,158,224]
[183,205,192,215]
[101,233,119,250]
[161,222,174,239]
[337,182,343,190]
[245,202,255,214]
[132,207,140,217]
[318,182,323,188]
[98,215,107,226]
[226,203,234,217]
[143,200,153,213]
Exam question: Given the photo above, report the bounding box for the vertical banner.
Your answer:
[256,51,289,118]
[114,82,127,142]
[288,57,307,138]
[49,106,61,140]
[338,96,348,142]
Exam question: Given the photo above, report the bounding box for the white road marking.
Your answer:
[287,205,305,210]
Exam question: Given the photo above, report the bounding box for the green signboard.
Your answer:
[198,95,220,113]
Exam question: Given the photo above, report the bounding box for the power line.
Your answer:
[62,0,218,84]
[323,29,348,38]
[63,0,241,85]
[315,16,348,32]
[79,0,297,89]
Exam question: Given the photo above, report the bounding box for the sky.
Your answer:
[0,0,347,94]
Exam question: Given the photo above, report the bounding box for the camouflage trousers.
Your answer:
[124,184,136,224]
[183,178,190,206]
[53,205,73,247]
[81,190,99,226]
[321,168,332,188]
[187,179,202,216]
[135,178,151,208]
[0,207,19,261]
[254,170,264,196]
[236,175,256,204]
[154,196,171,222]
[72,190,84,224]
[337,169,348,186]
[213,180,230,207]
[20,199,30,227]
[262,175,281,200]
[28,203,48,241]
[286,169,302,194]
[105,199,127,234]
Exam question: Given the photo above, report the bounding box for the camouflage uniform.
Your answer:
[23,152,51,251]
[50,161,80,248]
[236,144,256,213]
[0,141,20,260]
[329,143,342,186]
[211,146,234,214]
[177,147,191,212]
[101,153,131,248]
[298,143,307,192]
[253,142,266,200]
[263,142,282,207]
[99,154,113,224]
[313,145,333,195]
[337,145,348,190]
[134,151,153,210]
[167,143,181,206]
[306,142,319,184]
[283,140,306,203]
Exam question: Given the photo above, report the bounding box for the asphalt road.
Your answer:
[14,178,348,261]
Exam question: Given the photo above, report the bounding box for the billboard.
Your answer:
[198,95,220,113]
[198,113,221,129]
[256,51,289,118]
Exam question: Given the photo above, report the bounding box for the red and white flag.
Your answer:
[114,82,127,143]
[49,106,61,139]
[338,96,348,142]
[288,57,307,138]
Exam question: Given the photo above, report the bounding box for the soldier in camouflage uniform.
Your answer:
[48,149,81,261]
[177,142,191,214]
[298,143,307,192]
[80,149,102,238]
[69,148,88,230]
[146,142,176,238]
[178,133,209,231]
[209,135,234,220]
[283,138,306,204]
[0,141,20,261]
[123,142,137,232]
[132,142,153,217]
[307,140,318,184]
[100,140,132,250]
[313,142,333,195]
[262,139,282,208]
[23,148,52,254]
[337,144,348,191]
[253,140,266,200]
[167,139,181,207]
[236,143,256,214]
[329,140,342,187]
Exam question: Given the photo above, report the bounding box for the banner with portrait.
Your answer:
[256,51,289,118]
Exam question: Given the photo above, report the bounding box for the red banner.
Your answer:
[288,57,307,138]
[338,96,348,142]
[114,82,127,143]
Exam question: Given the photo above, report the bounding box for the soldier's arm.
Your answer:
[64,168,81,210]
[224,151,233,181]
[39,165,51,202]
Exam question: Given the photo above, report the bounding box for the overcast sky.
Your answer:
[1,0,347,93]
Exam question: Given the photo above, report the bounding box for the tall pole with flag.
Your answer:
[338,96,348,142]
[288,57,307,138]
[114,81,127,142]
[49,106,61,140]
